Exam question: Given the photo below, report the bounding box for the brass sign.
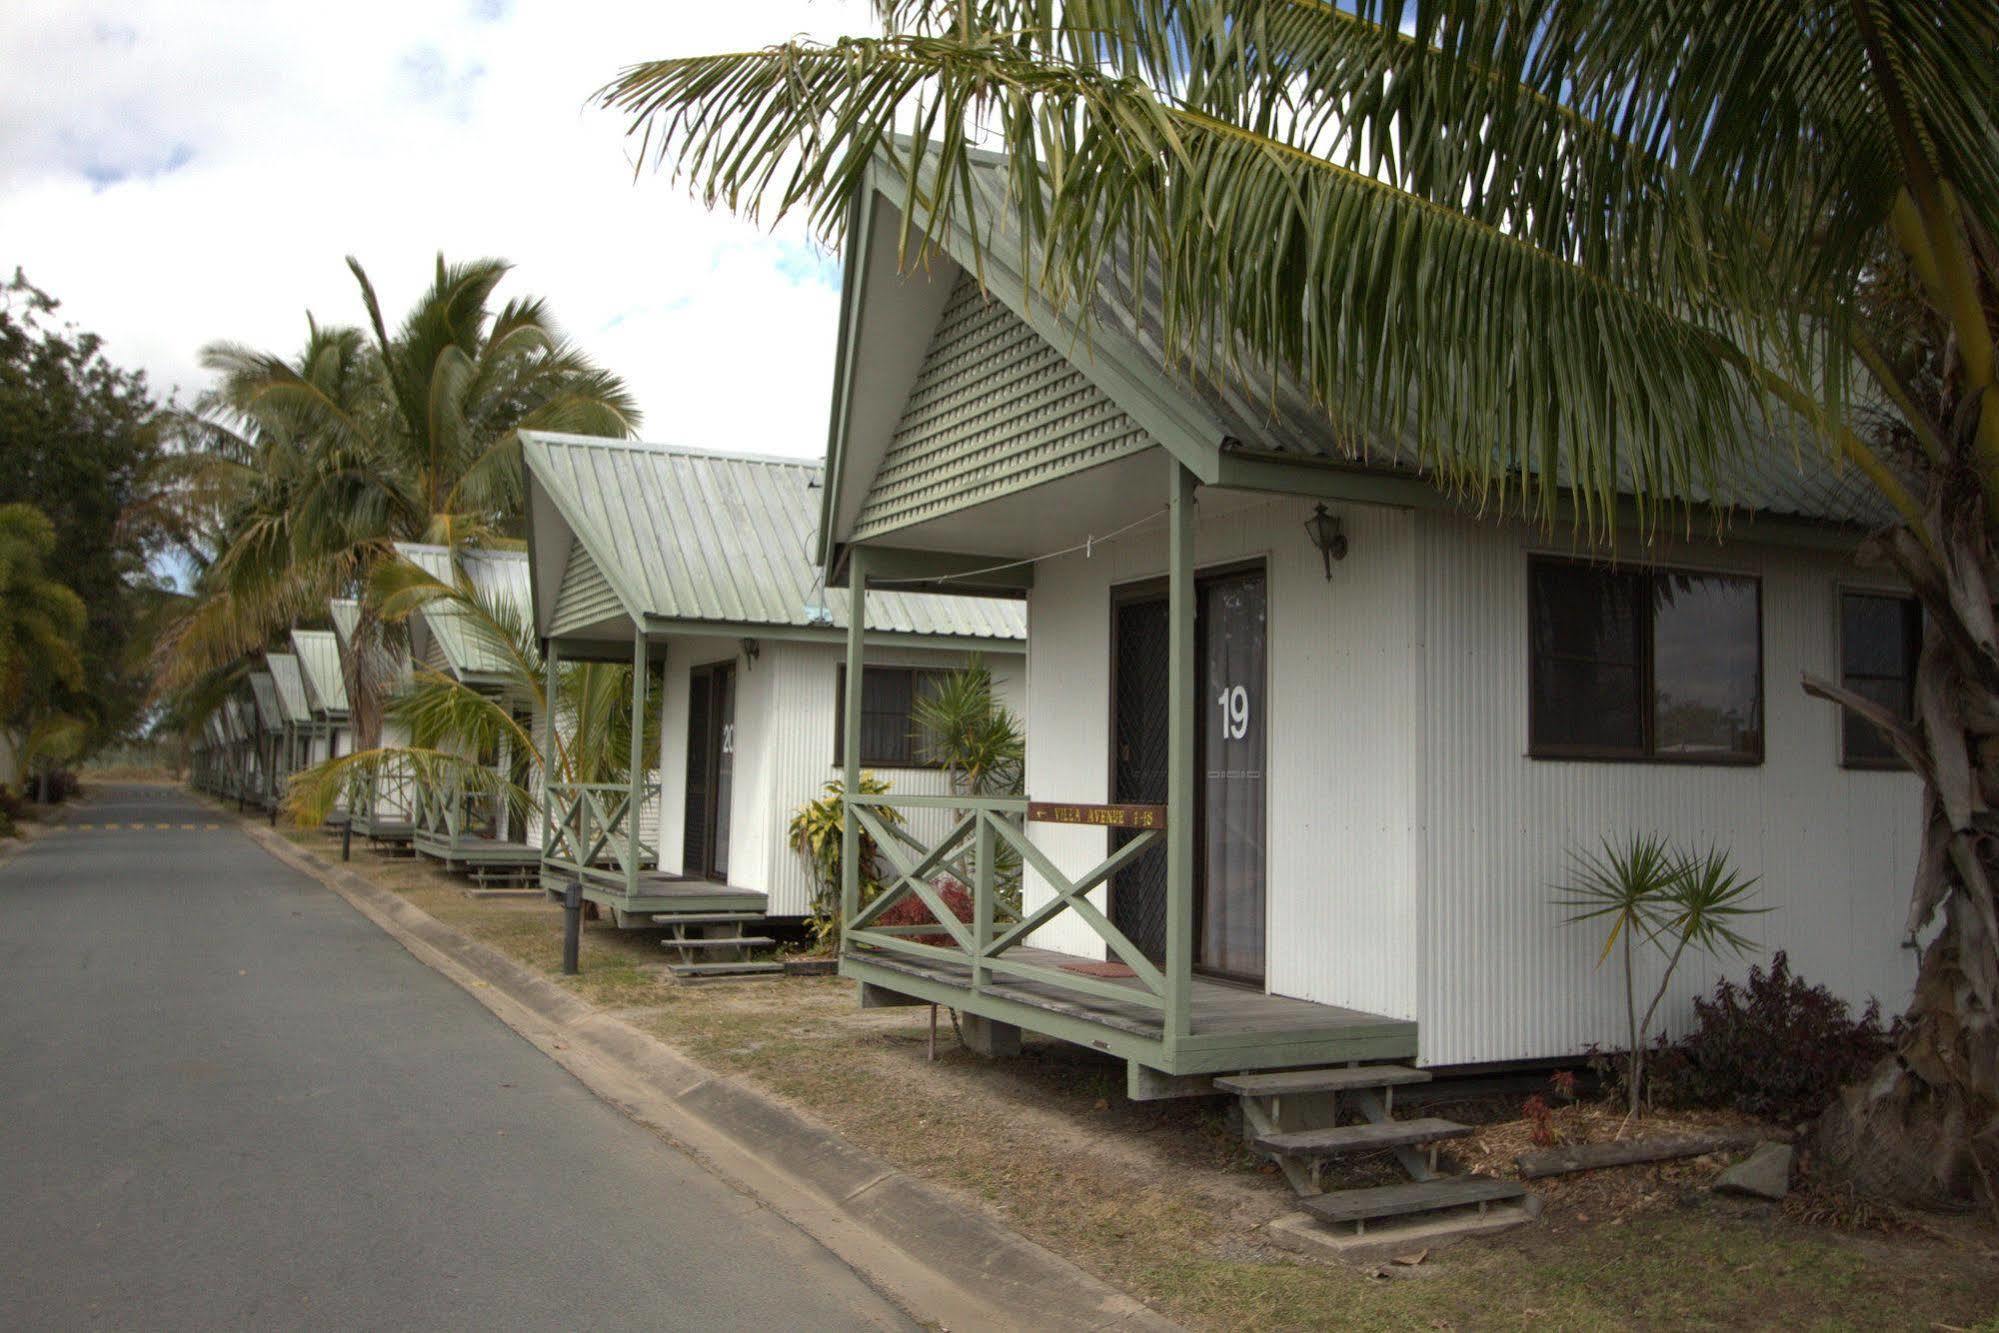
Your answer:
[1026,801,1166,830]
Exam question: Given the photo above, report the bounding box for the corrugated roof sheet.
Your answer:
[391,543,533,680]
[268,654,311,723]
[522,431,1026,641]
[290,629,349,715]
[247,673,282,731]
[930,154,1891,528]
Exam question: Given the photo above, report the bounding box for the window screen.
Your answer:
[833,666,949,767]
[1529,558,1762,762]
[1840,592,1921,767]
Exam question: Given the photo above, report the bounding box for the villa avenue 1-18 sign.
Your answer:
[1026,802,1166,830]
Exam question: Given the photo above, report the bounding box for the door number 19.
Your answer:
[1216,685,1251,740]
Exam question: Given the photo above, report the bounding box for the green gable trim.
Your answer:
[853,269,1153,541]
[550,534,628,638]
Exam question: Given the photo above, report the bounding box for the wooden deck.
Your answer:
[844,943,1417,1077]
[413,833,541,868]
[549,866,769,926]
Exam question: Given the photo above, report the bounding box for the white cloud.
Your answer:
[0,0,876,457]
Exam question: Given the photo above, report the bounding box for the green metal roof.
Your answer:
[267,653,311,724]
[391,543,532,682]
[290,629,349,716]
[330,598,359,647]
[247,672,282,732]
[522,431,1026,642]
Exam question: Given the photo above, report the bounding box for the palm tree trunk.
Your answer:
[1808,515,1999,1215]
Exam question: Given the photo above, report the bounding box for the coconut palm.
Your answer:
[0,503,89,796]
[159,255,640,749]
[599,1,1998,1208]
[282,554,659,830]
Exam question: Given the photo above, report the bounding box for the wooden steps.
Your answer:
[656,909,780,981]
[1301,1176,1526,1228]
[1216,1065,1430,1097]
[649,912,765,926]
[1224,1062,1537,1245]
[661,935,777,951]
[1253,1117,1473,1158]
[666,961,786,978]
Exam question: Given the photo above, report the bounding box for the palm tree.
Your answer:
[0,503,89,796]
[159,255,640,749]
[598,2,1998,1208]
[283,555,659,831]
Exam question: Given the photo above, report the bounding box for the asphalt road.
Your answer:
[0,784,915,1331]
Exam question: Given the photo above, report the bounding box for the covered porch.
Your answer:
[834,463,1417,1080]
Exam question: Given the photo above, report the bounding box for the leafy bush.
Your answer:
[790,775,901,949]
[1648,951,1898,1121]
[874,879,975,947]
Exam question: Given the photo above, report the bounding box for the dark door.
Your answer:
[1109,567,1268,983]
[1110,595,1171,965]
[683,662,737,881]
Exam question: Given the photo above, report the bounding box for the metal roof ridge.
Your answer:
[523,429,824,473]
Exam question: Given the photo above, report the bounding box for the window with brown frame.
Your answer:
[1839,591,1922,768]
[1529,557,1763,763]
[833,666,950,767]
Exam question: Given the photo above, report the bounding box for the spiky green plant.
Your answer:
[1560,837,1764,1116]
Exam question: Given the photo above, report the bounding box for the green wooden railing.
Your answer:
[412,771,493,844]
[541,780,660,892]
[842,794,1168,1014]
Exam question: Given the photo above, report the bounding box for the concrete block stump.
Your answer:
[1713,1141,1793,1200]
[958,1013,1023,1059]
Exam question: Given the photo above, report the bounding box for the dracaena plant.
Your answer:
[1560,837,1765,1118]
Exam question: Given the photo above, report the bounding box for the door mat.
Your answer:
[1060,961,1137,979]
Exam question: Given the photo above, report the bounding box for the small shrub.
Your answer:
[1648,951,1897,1122]
[874,879,976,947]
[1522,1094,1557,1146]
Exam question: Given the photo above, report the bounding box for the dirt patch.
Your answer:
[277,817,1999,1332]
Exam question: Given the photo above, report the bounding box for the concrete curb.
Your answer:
[244,820,1176,1333]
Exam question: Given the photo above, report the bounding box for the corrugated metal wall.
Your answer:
[1415,511,1923,1066]
[1020,485,1423,1016]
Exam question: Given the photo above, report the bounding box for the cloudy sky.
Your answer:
[2,1,877,458]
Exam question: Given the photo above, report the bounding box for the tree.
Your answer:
[0,504,90,796]
[159,255,640,750]
[0,272,168,751]
[281,554,659,831]
[600,2,1999,1208]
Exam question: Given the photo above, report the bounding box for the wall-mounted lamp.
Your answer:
[740,637,762,666]
[1303,503,1347,579]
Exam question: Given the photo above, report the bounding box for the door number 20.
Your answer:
[1216,685,1251,740]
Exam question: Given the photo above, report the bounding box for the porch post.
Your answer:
[648,639,666,872]
[1164,461,1197,1049]
[627,625,646,894]
[542,639,560,862]
[841,546,869,943]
